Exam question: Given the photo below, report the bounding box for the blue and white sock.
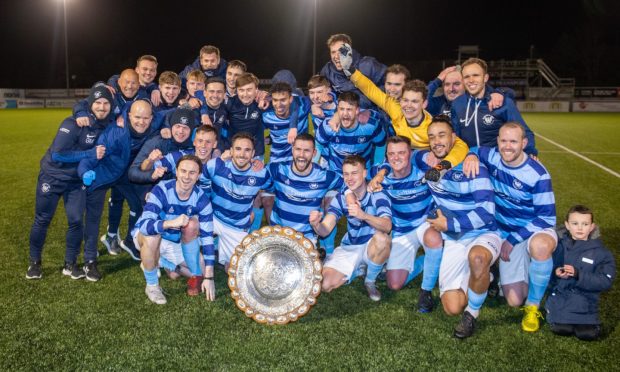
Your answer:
[465,288,487,318]
[143,267,159,286]
[158,256,176,272]
[365,260,384,284]
[404,254,425,286]
[251,207,264,231]
[421,247,443,291]
[526,257,553,306]
[181,239,202,276]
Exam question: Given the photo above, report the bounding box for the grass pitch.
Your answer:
[0,110,618,370]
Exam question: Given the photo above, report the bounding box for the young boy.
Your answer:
[545,205,616,341]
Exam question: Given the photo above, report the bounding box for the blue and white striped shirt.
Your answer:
[424,151,497,241]
[268,161,343,238]
[133,179,215,265]
[154,149,218,192]
[206,158,272,231]
[370,151,432,237]
[328,189,392,246]
[475,146,556,245]
[316,110,386,173]
[262,96,311,163]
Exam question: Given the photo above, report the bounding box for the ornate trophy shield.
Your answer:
[227,225,322,325]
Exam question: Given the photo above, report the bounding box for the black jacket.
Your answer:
[545,229,616,325]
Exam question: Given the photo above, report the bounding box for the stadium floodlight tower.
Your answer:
[312,0,318,74]
[58,0,71,96]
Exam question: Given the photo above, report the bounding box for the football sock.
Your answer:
[466,288,487,318]
[181,239,202,276]
[365,260,384,284]
[143,267,159,286]
[421,246,443,291]
[526,257,553,306]
[404,254,425,286]
[251,207,264,231]
[158,256,176,272]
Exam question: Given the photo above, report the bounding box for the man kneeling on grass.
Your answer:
[309,155,392,301]
[132,155,215,304]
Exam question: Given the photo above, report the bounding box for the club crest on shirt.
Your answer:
[250,111,259,119]
[309,182,319,189]
[248,176,256,186]
[186,206,192,215]
[482,114,495,125]
[357,136,367,144]
[452,172,464,181]
[168,206,174,214]
[512,179,523,190]
[41,183,51,193]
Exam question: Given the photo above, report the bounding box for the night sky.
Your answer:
[1,0,619,89]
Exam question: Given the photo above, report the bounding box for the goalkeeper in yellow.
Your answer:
[338,43,468,181]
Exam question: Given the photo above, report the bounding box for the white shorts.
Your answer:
[323,241,371,281]
[386,222,429,271]
[214,217,249,265]
[132,231,184,266]
[159,239,184,266]
[260,190,275,198]
[499,228,558,286]
[438,232,501,296]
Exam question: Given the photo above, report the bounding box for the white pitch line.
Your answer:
[539,151,620,155]
[536,133,620,179]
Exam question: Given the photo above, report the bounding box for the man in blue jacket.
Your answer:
[320,33,386,110]
[180,45,227,84]
[86,100,164,262]
[26,85,114,280]
[450,58,538,156]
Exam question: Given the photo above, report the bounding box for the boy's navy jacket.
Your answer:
[78,106,165,190]
[450,90,538,156]
[320,48,386,110]
[545,229,616,325]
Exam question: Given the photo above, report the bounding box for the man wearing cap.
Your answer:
[80,100,164,270]
[26,84,115,280]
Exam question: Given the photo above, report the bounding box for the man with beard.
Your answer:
[133,155,215,304]
[368,136,444,312]
[26,85,114,280]
[310,155,392,301]
[423,115,499,339]
[205,133,272,268]
[268,134,343,244]
[77,99,161,280]
[466,122,557,332]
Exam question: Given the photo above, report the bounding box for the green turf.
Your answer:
[0,109,618,370]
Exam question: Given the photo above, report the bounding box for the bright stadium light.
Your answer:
[58,0,70,95]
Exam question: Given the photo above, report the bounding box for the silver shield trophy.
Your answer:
[228,225,323,325]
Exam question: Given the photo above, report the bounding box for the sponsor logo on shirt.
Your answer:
[85,133,96,144]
